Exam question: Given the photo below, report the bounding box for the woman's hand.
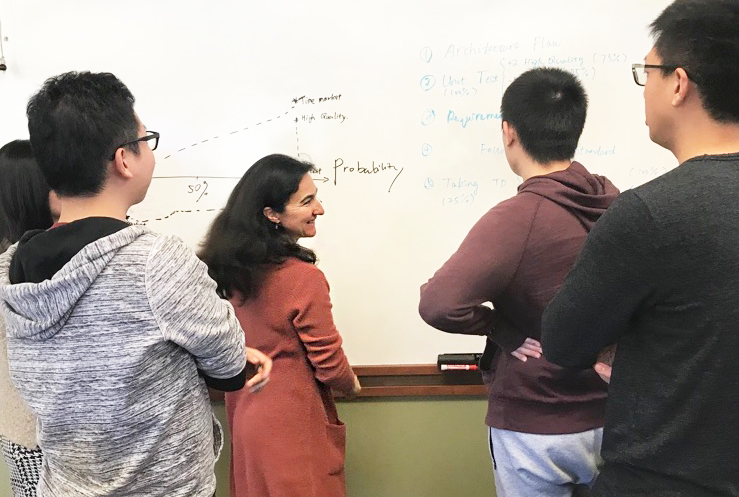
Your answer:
[344,375,362,400]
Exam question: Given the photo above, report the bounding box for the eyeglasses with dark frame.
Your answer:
[109,130,160,160]
[631,63,693,86]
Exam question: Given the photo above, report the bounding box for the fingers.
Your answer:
[244,347,272,393]
[510,337,545,362]
[593,362,612,384]
[246,373,269,393]
[245,347,272,377]
[511,351,528,362]
[342,375,363,400]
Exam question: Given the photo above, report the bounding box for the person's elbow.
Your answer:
[541,343,588,369]
[200,367,248,391]
[418,297,467,334]
[541,312,593,369]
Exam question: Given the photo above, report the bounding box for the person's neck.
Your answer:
[670,114,739,164]
[517,159,572,181]
[56,195,131,224]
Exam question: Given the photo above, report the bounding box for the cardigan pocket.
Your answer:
[323,420,346,476]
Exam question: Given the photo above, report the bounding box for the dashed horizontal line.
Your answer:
[127,208,221,224]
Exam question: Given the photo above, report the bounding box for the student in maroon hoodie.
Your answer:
[419,67,619,497]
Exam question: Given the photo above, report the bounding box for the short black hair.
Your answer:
[0,140,54,250]
[26,71,139,196]
[651,0,739,123]
[500,68,587,163]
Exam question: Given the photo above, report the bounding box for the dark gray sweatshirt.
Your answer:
[543,153,739,496]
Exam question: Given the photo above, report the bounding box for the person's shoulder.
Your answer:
[273,259,328,300]
[479,191,541,221]
[600,188,646,215]
[628,155,721,199]
[278,258,323,279]
[624,164,698,219]
[145,232,190,252]
[141,233,201,270]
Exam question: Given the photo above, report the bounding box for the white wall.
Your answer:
[0,0,675,364]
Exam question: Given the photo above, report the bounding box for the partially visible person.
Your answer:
[542,1,739,495]
[0,140,61,252]
[0,71,270,497]
[0,139,59,497]
[200,153,361,497]
[419,68,618,497]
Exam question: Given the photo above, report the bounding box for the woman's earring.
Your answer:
[274,222,280,230]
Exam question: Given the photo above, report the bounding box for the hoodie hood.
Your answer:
[0,221,149,341]
[519,161,619,229]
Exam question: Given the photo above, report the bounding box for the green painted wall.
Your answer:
[1,398,493,497]
[339,397,493,497]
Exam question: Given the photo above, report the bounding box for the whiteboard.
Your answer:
[0,0,675,364]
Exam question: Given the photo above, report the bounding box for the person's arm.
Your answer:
[419,197,538,342]
[541,192,660,368]
[289,264,357,395]
[147,235,248,391]
[487,308,540,359]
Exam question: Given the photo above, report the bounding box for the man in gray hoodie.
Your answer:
[419,68,618,497]
[0,71,271,496]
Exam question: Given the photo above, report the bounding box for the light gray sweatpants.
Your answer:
[488,427,603,497]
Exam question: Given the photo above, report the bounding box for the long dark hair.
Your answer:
[199,154,317,300]
[0,140,54,251]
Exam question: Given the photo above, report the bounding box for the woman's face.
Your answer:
[268,173,325,240]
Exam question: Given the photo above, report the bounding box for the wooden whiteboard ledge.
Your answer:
[336,364,486,399]
[210,364,486,402]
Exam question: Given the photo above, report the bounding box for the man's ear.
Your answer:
[111,147,134,179]
[263,206,280,224]
[671,67,691,107]
[502,121,517,147]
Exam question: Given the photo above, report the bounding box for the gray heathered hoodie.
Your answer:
[0,222,246,496]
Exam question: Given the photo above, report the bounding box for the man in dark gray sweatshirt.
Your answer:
[420,68,618,497]
[542,1,739,495]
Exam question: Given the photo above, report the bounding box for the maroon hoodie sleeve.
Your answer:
[488,310,530,352]
[419,196,539,338]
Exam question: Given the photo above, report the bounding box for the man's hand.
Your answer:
[245,347,272,392]
[510,338,543,362]
[593,344,616,383]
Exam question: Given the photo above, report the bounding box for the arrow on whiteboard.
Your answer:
[313,176,329,183]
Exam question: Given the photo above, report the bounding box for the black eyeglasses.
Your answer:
[631,63,693,86]
[109,130,160,160]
